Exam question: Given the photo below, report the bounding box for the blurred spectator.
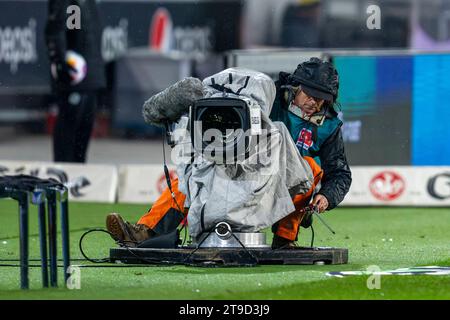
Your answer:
[45,0,106,163]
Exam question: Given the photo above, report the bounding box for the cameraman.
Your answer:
[106,58,351,249]
[45,0,106,163]
[269,57,352,248]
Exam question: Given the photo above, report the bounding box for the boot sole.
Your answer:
[106,213,126,242]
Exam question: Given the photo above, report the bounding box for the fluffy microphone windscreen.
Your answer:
[142,77,205,126]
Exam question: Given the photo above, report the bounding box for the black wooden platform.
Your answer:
[110,247,348,266]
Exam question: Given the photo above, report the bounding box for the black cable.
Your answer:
[313,212,336,235]
[162,124,188,246]
[163,124,185,214]
[0,264,50,268]
[229,232,259,266]
[178,214,188,247]
[184,225,259,267]
[310,225,315,248]
[0,227,103,242]
[182,229,215,264]
[79,228,116,263]
[78,228,179,266]
[182,221,188,246]
[0,258,87,262]
[1,229,122,266]
[75,219,267,267]
[0,263,159,268]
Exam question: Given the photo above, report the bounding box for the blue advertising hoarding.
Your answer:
[335,52,450,166]
[412,54,450,165]
[334,54,412,165]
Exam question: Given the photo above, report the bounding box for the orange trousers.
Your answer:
[138,157,322,241]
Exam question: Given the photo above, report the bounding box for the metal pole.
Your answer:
[56,187,70,284]
[33,189,49,288]
[46,190,58,287]
[313,212,336,235]
[17,193,30,290]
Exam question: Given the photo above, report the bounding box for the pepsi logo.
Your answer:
[149,8,173,52]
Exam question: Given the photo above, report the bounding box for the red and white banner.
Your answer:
[341,166,450,206]
[3,161,449,206]
[119,165,450,206]
[118,164,177,204]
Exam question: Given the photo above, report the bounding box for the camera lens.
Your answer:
[191,99,251,163]
[200,107,242,135]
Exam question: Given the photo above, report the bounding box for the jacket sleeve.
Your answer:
[45,0,70,65]
[317,126,352,210]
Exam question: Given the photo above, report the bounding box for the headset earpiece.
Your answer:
[284,90,290,103]
[281,85,298,106]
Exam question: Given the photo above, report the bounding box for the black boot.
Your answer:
[271,235,297,249]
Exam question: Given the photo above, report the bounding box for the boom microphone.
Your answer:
[142,77,205,126]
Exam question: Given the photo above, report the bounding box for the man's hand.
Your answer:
[311,194,329,213]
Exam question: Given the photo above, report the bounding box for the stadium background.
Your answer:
[1,0,450,300]
[1,0,450,205]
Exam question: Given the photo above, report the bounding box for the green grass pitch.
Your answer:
[0,199,449,299]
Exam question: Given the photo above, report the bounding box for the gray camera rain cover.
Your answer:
[171,68,314,238]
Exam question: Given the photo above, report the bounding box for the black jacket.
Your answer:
[315,125,352,210]
[45,0,106,91]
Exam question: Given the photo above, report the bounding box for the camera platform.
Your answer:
[109,226,348,267]
[109,246,348,266]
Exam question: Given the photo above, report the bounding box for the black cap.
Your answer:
[301,85,333,102]
[288,57,339,102]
